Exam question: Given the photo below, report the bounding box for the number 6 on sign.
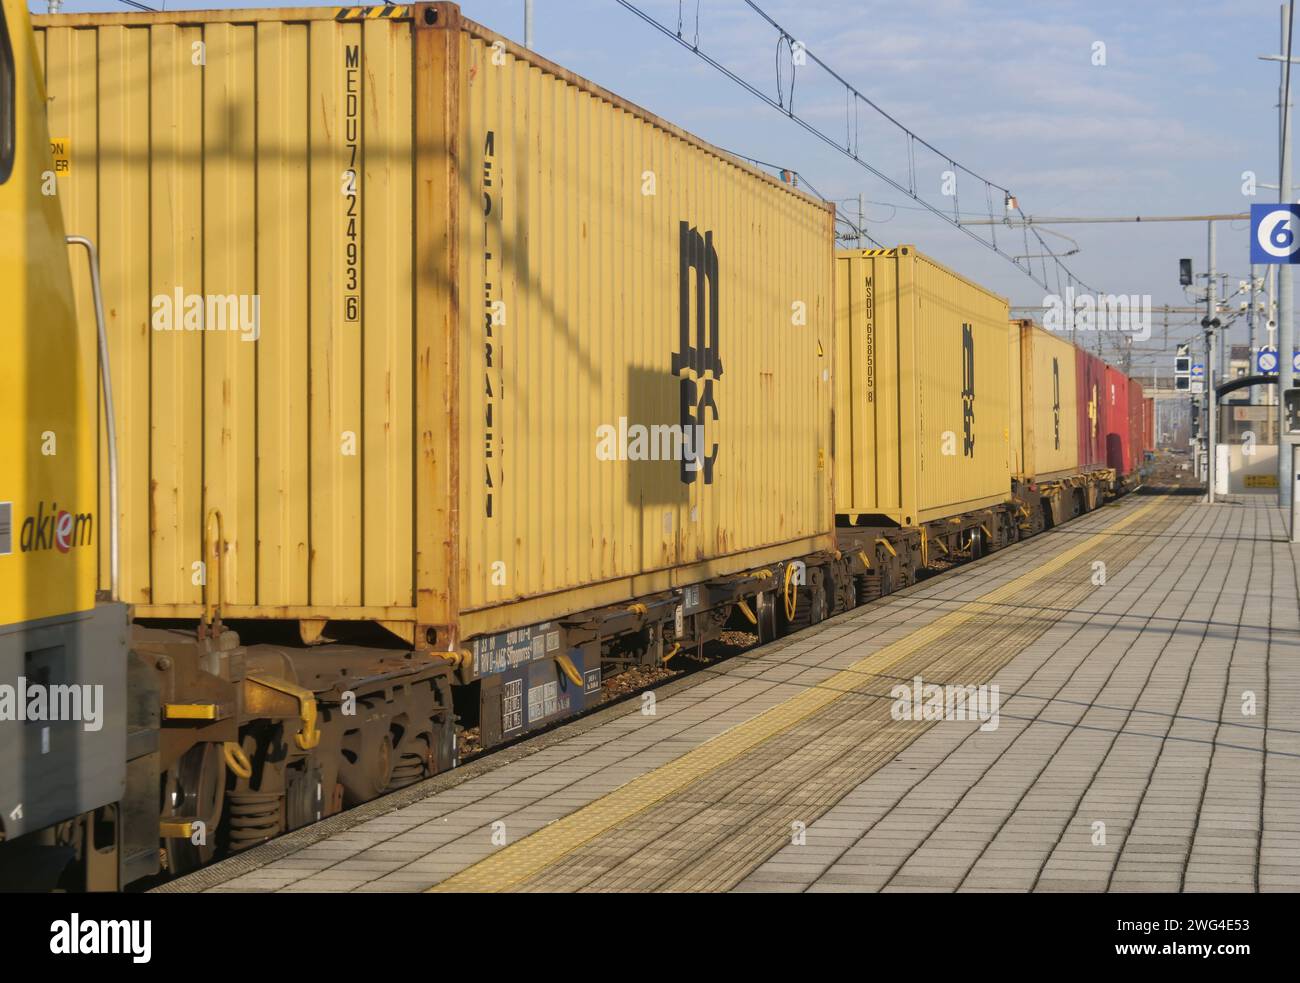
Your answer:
[1251,204,1300,263]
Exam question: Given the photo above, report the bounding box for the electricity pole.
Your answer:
[1249,264,1259,405]
[1277,1,1295,505]
[1206,222,1219,504]
[525,0,534,48]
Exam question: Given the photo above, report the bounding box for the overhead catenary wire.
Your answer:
[723,148,885,248]
[613,0,1106,300]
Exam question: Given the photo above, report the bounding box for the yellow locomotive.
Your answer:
[0,0,129,889]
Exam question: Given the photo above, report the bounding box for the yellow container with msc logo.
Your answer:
[34,3,836,652]
[834,247,1013,527]
[1013,318,1081,483]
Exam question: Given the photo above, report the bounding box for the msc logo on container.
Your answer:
[674,222,722,485]
[1052,357,1061,450]
[0,502,94,556]
[961,323,975,457]
[1251,204,1300,264]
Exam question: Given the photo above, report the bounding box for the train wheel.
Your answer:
[756,590,780,644]
[285,760,326,832]
[340,712,395,807]
[162,743,226,875]
[831,562,856,616]
[904,554,920,586]
[787,568,829,631]
[808,572,830,624]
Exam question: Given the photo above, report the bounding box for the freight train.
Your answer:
[1,1,1152,890]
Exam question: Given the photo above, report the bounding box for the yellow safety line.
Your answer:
[430,498,1167,893]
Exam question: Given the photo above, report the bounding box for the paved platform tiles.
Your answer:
[168,493,1300,893]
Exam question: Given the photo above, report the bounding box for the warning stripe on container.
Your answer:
[334,5,406,20]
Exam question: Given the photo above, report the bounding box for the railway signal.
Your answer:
[1175,343,1192,391]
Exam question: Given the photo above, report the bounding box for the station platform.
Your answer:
[162,493,1300,893]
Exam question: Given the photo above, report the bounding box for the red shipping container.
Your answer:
[1103,366,1132,475]
[1076,349,1107,471]
[1128,378,1145,474]
[1143,397,1155,455]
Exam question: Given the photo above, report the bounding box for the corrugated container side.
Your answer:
[1007,318,1024,478]
[37,10,419,627]
[1103,366,1131,474]
[1128,379,1145,473]
[1016,320,1079,482]
[36,5,836,647]
[454,21,835,630]
[1144,397,1155,454]
[1075,349,1106,470]
[835,247,1012,527]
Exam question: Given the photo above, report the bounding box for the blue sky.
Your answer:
[31,0,1291,373]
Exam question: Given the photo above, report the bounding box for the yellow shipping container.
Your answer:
[35,3,835,653]
[1007,316,1024,479]
[1013,319,1080,482]
[834,247,1012,527]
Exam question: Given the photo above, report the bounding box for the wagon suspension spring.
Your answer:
[227,792,282,852]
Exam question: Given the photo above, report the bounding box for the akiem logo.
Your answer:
[1250,204,1300,264]
[18,502,94,554]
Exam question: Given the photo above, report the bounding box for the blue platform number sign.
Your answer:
[1251,204,1300,264]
